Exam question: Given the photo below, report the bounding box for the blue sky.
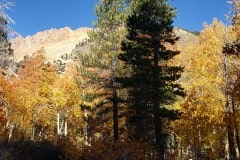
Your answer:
[7,0,230,37]
[170,0,230,31]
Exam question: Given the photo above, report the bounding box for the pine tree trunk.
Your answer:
[112,54,119,142]
[136,104,144,139]
[224,53,236,159]
[226,97,236,160]
[154,111,164,159]
[113,86,119,142]
[153,45,164,159]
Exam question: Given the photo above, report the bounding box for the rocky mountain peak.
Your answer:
[11,27,92,62]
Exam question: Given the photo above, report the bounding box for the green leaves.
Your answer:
[118,1,184,157]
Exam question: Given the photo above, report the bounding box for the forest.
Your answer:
[0,0,240,159]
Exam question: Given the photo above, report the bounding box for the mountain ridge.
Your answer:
[11,27,91,62]
[10,27,198,64]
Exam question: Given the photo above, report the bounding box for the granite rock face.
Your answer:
[11,27,92,62]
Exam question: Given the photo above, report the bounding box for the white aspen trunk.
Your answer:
[64,119,67,137]
[4,107,9,142]
[57,112,60,135]
[60,119,64,134]
[5,107,9,129]
[38,124,45,140]
[8,124,14,142]
[5,120,9,130]
[64,111,68,137]
[31,124,35,141]
[84,108,88,140]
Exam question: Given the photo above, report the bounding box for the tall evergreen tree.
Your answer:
[222,1,240,159]
[0,1,14,70]
[0,0,14,73]
[119,0,184,158]
[78,0,128,142]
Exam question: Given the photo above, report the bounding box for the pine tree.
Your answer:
[0,1,14,73]
[78,0,128,142]
[222,1,240,158]
[119,0,184,158]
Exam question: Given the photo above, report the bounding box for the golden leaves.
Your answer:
[0,54,84,140]
[171,19,227,158]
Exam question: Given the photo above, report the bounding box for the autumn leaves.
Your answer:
[0,54,82,142]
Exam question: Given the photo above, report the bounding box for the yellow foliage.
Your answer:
[171,19,228,159]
